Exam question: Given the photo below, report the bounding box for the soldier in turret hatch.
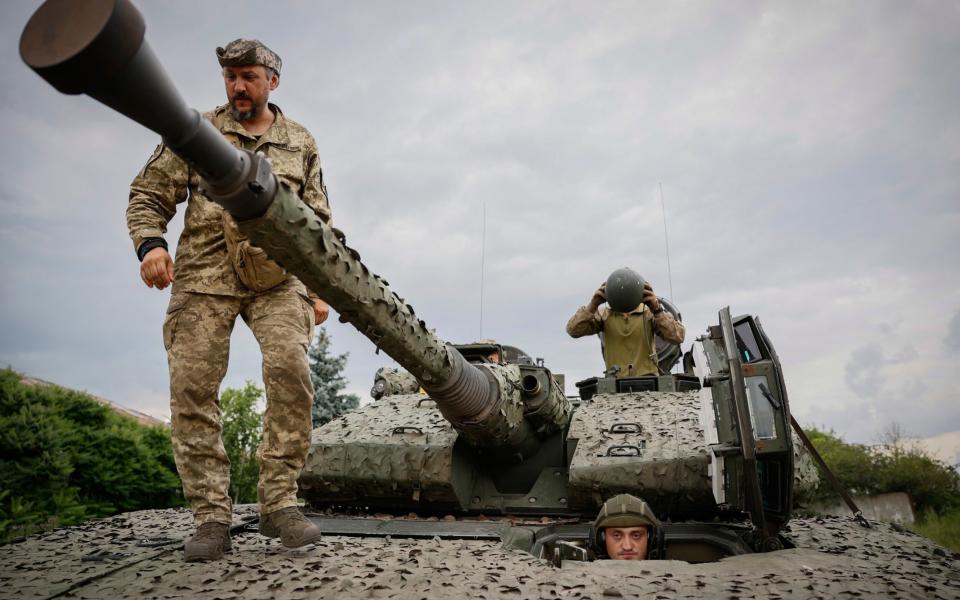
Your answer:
[566,268,685,376]
[127,39,329,561]
[592,494,663,560]
[478,339,501,363]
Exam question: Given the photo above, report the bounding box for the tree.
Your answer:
[879,421,909,459]
[0,368,182,543]
[220,382,263,504]
[807,425,960,516]
[307,328,360,428]
[806,428,879,499]
[874,448,960,516]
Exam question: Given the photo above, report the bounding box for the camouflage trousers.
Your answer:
[163,284,314,526]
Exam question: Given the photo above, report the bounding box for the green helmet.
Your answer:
[593,493,660,531]
[591,493,663,558]
[605,268,646,313]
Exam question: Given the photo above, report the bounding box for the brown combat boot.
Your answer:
[259,507,322,548]
[183,522,232,562]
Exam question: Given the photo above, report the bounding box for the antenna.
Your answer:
[479,199,487,339]
[659,182,675,304]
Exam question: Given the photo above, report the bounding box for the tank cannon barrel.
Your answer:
[226,167,572,457]
[20,0,570,457]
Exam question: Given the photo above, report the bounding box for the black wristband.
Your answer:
[137,238,168,262]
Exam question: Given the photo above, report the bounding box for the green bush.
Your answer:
[220,382,263,504]
[0,368,183,543]
[806,429,879,498]
[875,450,960,516]
[807,426,960,516]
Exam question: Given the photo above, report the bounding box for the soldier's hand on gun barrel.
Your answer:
[140,247,175,290]
[642,282,662,313]
[313,298,330,325]
[589,283,607,309]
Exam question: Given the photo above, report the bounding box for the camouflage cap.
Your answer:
[594,494,660,530]
[216,39,282,74]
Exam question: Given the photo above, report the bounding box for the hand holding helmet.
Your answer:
[642,281,662,314]
[589,283,607,310]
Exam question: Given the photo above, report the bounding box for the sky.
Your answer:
[1,1,957,445]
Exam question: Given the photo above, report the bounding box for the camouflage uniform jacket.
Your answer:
[566,304,685,344]
[567,303,685,375]
[127,103,331,297]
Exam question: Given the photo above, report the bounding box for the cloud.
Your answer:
[1,1,958,445]
[828,318,958,443]
[945,309,960,354]
[845,343,919,399]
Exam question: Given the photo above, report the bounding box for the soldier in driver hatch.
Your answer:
[127,39,330,561]
[593,494,663,560]
[566,268,685,377]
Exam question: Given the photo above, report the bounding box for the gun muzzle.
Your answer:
[19,0,255,209]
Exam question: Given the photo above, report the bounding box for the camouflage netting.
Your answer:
[792,433,821,505]
[567,391,712,513]
[2,508,957,599]
[371,367,421,398]
[300,393,459,506]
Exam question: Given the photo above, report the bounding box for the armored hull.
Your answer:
[3,507,958,599]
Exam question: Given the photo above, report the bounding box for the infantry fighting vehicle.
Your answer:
[12,2,959,598]
[300,302,811,564]
[19,0,813,564]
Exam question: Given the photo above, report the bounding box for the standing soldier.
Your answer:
[567,268,685,377]
[128,39,329,562]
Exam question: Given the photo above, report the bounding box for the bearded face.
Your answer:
[222,65,278,122]
[230,89,259,121]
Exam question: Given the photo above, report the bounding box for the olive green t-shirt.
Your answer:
[602,308,658,376]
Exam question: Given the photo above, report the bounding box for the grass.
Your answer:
[911,509,960,553]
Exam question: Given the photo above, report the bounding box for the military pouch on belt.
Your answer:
[222,212,288,291]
